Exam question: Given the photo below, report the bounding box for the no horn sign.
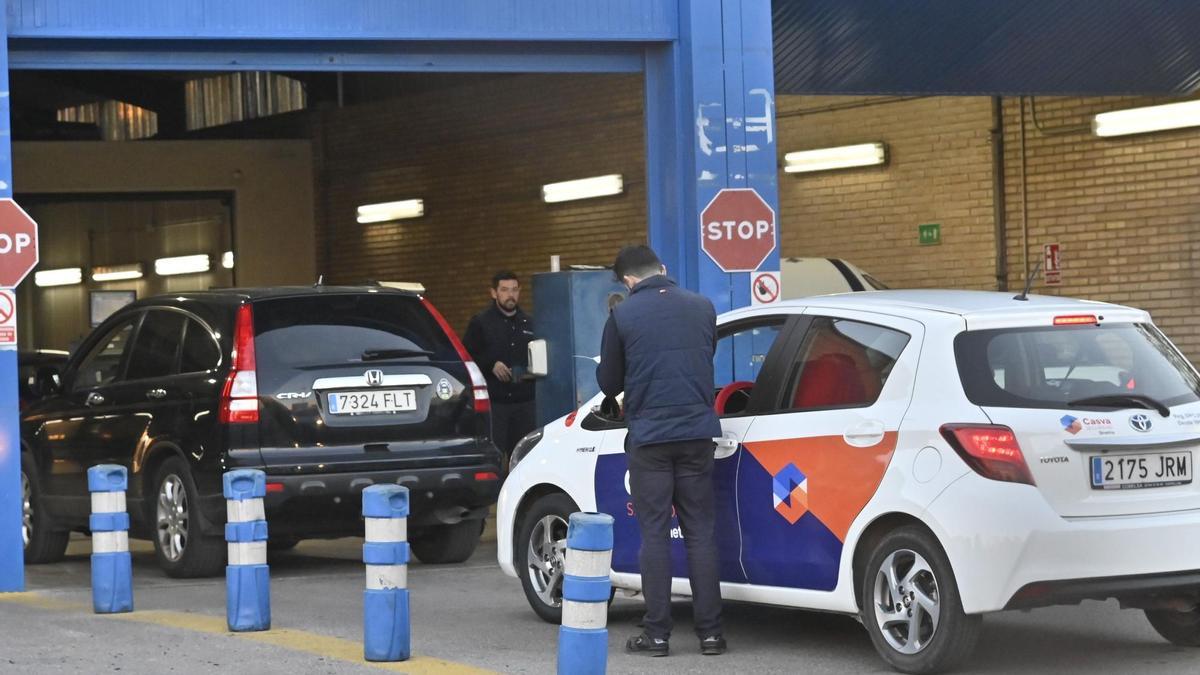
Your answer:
[701,188,777,272]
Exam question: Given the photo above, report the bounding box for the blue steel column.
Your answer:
[0,5,21,592]
[645,0,779,312]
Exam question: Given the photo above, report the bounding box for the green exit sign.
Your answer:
[918,223,941,246]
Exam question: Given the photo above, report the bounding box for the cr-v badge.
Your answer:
[436,378,453,400]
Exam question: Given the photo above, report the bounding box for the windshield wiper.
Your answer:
[1067,394,1171,418]
[362,348,433,361]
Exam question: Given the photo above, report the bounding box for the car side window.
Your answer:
[180,318,221,373]
[713,319,786,416]
[126,310,187,381]
[782,317,909,411]
[73,319,137,389]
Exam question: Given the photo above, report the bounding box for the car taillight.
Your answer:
[940,424,1035,486]
[219,303,259,424]
[1053,314,1097,326]
[421,296,491,413]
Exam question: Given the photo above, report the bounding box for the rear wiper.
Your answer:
[1067,394,1171,418]
[362,348,433,361]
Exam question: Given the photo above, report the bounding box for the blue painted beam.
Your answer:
[6,0,677,42]
[8,40,646,73]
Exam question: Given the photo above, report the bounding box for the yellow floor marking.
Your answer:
[0,593,496,674]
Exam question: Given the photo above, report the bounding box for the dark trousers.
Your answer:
[491,400,536,462]
[628,439,723,640]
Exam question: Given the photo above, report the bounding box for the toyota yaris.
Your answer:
[497,290,1200,673]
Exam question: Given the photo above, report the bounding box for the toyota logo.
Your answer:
[364,369,385,387]
[1129,414,1152,433]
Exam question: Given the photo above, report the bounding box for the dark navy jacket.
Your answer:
[596,275,722,448]
[462,303,535,404]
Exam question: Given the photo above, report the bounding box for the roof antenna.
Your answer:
[1013,260,1044,301]
[315,274,325,288]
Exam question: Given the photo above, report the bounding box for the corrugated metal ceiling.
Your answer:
[774,0,1200,96]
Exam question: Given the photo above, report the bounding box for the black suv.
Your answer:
[21,286,501,577]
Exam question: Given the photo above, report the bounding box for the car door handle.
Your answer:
[714,432,740,459]
[843,420,886,448]
[85,392,106,407]
[146,388,167,400]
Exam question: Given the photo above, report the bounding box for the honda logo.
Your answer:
[364,369,385,387]
[1129,414,1152,433]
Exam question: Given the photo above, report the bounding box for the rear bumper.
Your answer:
[926,472,1200,613]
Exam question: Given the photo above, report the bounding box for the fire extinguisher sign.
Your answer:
[1044,243,1062,286]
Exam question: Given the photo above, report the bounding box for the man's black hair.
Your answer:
[491,270,519,289]
[612,245,662,281]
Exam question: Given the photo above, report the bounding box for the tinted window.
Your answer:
[955,323,1200,410]
[75,319,136,388]
[126,310,186,380]
[783,318,909,410]
[253,294,458,370]
[181,318,221,373]
[713,319,785,415]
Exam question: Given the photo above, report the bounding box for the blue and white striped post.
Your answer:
[362,484,410,662]
[88,464,132,614]
[558,512,614,675]
[223,469,269,632]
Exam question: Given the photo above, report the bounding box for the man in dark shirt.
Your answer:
[596,245,726,658]
[462,271,536,466]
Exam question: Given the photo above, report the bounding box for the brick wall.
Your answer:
[1001,95,1200,358]
[315,74,647,333]
[775,95,998,291]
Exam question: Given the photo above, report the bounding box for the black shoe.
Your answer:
[626,633,669,657]
[700,635,727,656]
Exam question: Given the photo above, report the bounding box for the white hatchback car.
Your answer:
[497,290,1200,673]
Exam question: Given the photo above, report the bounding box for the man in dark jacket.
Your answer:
[596,245,725,657]
[462,271,535,465]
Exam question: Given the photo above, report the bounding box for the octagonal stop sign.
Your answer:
[700,188,776,272]
[0,199,38,288]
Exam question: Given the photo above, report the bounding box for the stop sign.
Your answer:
[0,199,38,288]
[700,188,776,272]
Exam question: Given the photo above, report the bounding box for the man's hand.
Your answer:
[493,361,513,383]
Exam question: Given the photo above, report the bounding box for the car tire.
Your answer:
[410,519,484,565]
[517,493,577,624]
[1145,607,1200,647]
[151,457,224,578]
[267,537,301,552]
[860,526,981,674]
[21,453,69,564]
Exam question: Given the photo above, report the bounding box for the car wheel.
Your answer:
[860,526,981,674]
[152,457,224,578]
[21,453,69,564]
[409,519,484,565]
[517,493,576,624]
[1145,607,1200,647]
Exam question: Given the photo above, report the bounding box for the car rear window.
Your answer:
[955,323,1200,410]
[252,294,459,369]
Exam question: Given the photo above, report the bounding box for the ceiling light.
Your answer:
[356,199,424,224]
[155,254,210,276]
[1092,100,1200,137]
[222,251,234,269]
[35,267,83,287]
[92,263,144,282]
[542,174,624,203]
[784,143,887,173]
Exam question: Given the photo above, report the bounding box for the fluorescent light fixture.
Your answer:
[35,267,83,287]
[1093,100,1200,137]
[784,142,887,173]
[92,262,144,282]
[541,174,624,203]
[356,199,424,224]
[155,254,210,276]
[222,251,234,269]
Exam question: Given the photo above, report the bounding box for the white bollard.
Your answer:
[88,464,132,614]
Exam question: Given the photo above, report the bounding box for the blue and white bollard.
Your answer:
[558,512,614,675]
[223,469,270,632]
[88,464,133,614]
[362,484,410,662]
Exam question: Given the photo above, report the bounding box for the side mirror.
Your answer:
[527,339,548,378]
[34,366,62,397]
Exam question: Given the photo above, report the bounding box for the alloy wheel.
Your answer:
[526,514,568,607]
[873,548,941,655]
[156,474,189,562]
[21,471,32,548]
